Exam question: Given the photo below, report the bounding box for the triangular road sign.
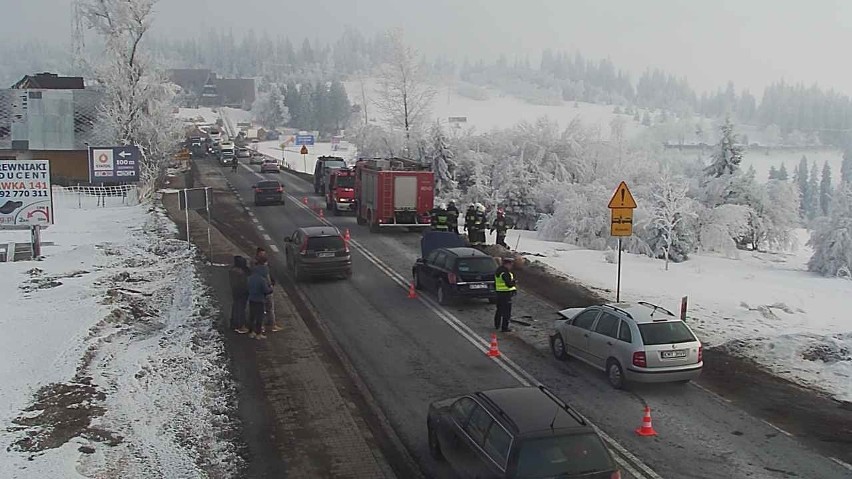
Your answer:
[608,181,637,209]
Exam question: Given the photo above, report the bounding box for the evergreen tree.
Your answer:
[311,81,329,132]
[704,118,744,178]
[842,148,852,185]
[430,122,456,197]
[778,163,789,181]
[768,165,779,180]
[808,184,852,277]
[327,80,352,133]
[283,81,302,127]
[820,161,833,216]
[794,156,809,217]
[806,162,820,220]
[298,82,315,129]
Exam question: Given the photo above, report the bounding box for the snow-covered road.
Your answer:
[0,197,241,478]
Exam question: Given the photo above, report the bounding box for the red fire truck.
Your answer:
[325,167,357,215]
[354,158,434,232]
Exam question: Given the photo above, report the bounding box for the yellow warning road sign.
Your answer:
[610,208,634,237]
[608,181,637,209]
[300,145,309,155]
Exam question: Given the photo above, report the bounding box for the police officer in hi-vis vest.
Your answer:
[494,257,517,332]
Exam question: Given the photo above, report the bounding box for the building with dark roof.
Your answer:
[12,73,85,90]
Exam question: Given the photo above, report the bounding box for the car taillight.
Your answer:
[611,471,622,479]
[276,187,283,193]
[299,238,308,254]
[698,345,703,362]
[341,236,349,253]
[632,351,647,368]
[254,188,262,193]
[447,272,457,284]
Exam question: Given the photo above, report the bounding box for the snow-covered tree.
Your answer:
[704,118,744,178]
[820,161,833,216]
[778,162,789,181]
[80,0,181,199]
[808,184,852,277]
[761,180,801,251]
[842,149,852,185]
[375,28,436,147]
[429,122,456,198]
[794,156,810,218]
[768,165,779,180]
[698,204,752,255]
[806,161,820,220]
[252,83,289,129]
[647,173,697,269]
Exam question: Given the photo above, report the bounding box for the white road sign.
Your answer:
[0,160,53,226]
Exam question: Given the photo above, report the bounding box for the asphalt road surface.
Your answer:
[202,158,852,479]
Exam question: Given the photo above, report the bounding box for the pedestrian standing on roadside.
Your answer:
[255,247,283,333]
[248,264,273,339]
[229,255,250,333]
[494,257,518,332]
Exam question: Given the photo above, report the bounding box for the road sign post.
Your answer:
[88,145,141,184]
[607,181,637,302]
[300,145,309,172]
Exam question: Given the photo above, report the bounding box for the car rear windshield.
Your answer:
[638,322,696,345]
[307,236,344,251]
[335,176,355,188]
[324,160,346,169]
[455,257,496,274]
[257,181,280,189]
[514,433,613,478]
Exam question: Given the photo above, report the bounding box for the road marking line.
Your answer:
[251,218,259,224]
[262,234,272,241]
[831,457,852,471]
[761,419,793,437]
[269,244,280,253]
[282,192,660,479]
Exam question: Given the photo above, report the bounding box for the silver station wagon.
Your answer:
[551,302,703,389]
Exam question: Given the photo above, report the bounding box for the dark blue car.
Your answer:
[412,231,497,305]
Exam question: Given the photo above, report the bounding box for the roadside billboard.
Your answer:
[88,145,141,183]
[0,159,53,226]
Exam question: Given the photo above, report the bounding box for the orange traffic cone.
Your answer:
[344,229,351,241]
[302,196,308,205]
[486,333,501,358]
[407,283,417,299]
[635,406,658,437]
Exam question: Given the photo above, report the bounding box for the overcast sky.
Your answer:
[2,0,851,95]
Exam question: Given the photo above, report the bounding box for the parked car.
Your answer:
[283,226,352,281]
[260,158,281,173]
[428,386,620,479]
[252,180,285,206]
[412,231,497,305]
[249,151,265,165]
[551,302,703,389]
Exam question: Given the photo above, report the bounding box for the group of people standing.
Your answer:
[429,201,513,249]
[229,247,283,339]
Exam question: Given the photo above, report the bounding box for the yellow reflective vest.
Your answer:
[495,270,517,292]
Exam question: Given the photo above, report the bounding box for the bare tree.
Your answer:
[374,29,436,150]
[80,0,181,199]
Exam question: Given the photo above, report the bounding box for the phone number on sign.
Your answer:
[0,190,50,198]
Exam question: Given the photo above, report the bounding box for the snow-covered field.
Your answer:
[0,198,240,477]
[255,140,355,174]
[505,228,852,402]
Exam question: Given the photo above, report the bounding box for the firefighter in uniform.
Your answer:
[490,208,511,248]
[446,201,460,235]
[464,204,477,240]
[472,203,487,246]
[430,203,449,232]
[494,257,517,332]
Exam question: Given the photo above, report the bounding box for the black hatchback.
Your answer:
[413,232,497,305]
[428,386,620,479]
[283,226,352,281]
[253,180,285,206]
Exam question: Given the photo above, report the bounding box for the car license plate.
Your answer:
[662,350,687,359]
[468,283,487,290]
[317,252,334,258]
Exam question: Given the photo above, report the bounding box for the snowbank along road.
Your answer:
[195,155,852,479]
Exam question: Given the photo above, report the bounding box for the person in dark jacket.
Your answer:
[446,201,460,234]
[229,255,250,333]
[248,264,273,339]
[430,203,449,231]
[490,208,511,248]
[464,204,476,237]
[493,257,518,332]
[255,247,282,333]
[472,203,487,246]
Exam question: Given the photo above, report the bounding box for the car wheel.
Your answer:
[437,282,450,306]
[607,359,626,389]
[428,422,443,461]
[551,334,568,360]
